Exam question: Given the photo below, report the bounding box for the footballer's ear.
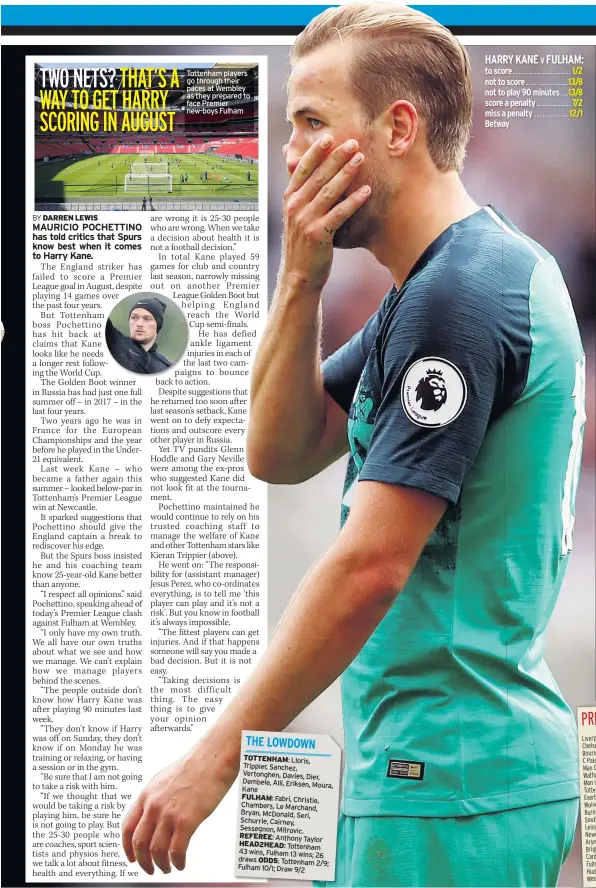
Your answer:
[380,100,418,159]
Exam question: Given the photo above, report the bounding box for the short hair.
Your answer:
[291,3,472,173]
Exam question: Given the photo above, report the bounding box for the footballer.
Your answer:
[106,297,171,373]
[122,5,585,885]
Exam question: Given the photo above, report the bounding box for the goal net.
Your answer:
[124,163,173,192]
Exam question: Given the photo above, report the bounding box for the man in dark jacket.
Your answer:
[106,297,171,373]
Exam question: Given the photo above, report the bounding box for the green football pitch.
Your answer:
[35,153,259,202]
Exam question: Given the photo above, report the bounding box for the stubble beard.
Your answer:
[131,330,155,348]
[333,150,392,251]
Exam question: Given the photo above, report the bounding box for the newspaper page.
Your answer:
[0,3,595,887]
[26,53,266,884]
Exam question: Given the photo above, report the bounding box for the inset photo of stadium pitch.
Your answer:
[34,61,259,211]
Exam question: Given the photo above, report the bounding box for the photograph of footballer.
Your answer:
[121,5,587,886]
[106,293,187,373]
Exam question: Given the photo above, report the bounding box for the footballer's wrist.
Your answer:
[277,268,325,303]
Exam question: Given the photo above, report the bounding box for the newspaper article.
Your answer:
[27,56,267,883]
[4,4,595,887]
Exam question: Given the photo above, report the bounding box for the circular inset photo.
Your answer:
[105,292,187,374]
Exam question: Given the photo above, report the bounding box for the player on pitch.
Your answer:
[122,5,584,884]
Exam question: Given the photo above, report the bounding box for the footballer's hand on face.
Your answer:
[281,136,371,293]
[121,744,236,875]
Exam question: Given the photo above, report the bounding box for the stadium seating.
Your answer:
[35,134,259,160]
[35,138,92,159]
[207,138,258,159]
